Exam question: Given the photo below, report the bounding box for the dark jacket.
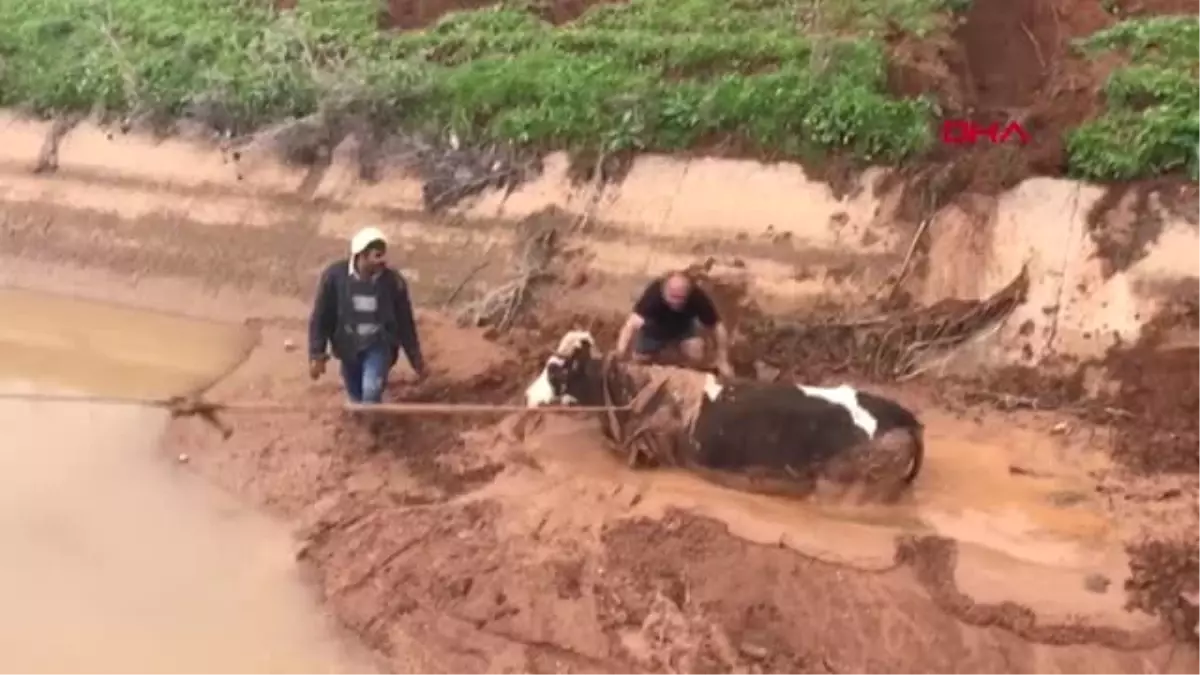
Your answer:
[308,260,424,372]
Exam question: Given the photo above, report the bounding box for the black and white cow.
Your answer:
[525,329,925,502]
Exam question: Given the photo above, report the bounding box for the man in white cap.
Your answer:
[307,226,425,404]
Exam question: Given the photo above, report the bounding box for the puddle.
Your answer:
[520,412,1152,631]
[0,288,374,673]
[0,287,258,399]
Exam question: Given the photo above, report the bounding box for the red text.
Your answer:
[941,120,1030,146]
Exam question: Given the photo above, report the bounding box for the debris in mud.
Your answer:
[164,316,1199,674]
[1125,538,1200,641]
[1101,343,1198,475]
[1085,574,1112,594]
[736,266,1030,382]
[1085,184,1175,279]
[455,209,570,331]
[222,111,540,210]
[367,364,528,498]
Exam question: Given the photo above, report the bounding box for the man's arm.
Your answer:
[693,289,733,373]
[615,313,645,356]
[391,272,425,375]
[616,282,658,356]
[308,265,338,362]
[711,322,732,363]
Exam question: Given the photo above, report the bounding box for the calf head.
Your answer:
[524,329,602,407]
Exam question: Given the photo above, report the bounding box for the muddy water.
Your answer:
[520,414,1153,631]
[0,289,374,673]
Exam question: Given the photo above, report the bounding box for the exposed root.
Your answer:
[33,114,82,174]
[455,219,561,331]
[1126,538,1200,642]
[744,265,1031,381]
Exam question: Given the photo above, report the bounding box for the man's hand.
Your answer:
[308,357,327,380]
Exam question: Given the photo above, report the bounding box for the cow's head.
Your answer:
[524,330,602,407]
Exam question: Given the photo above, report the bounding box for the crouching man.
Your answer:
[308,226,425,404]
[615,270,735,378]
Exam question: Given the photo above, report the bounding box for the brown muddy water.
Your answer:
[0,288,374,673]
[513,413,1155,631]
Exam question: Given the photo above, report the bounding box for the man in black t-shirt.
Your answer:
[615,271,734,378]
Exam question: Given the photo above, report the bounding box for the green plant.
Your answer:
[1075,15,1199,64]
[1067,16,1198,180]
[0,0,950,162]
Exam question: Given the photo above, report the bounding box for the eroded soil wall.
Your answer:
[0,112,1195,372]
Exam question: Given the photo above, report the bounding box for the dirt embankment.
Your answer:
[888,0,1197,216]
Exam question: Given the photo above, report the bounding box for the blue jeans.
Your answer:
[340,343,391,404]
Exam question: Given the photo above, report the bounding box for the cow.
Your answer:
[525,329,925,503]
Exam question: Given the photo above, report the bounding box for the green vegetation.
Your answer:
[0,0,953,164]
[1,0,1192,181]
[1068,16,1199,180]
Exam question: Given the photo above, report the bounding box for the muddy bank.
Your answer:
[0,237,1194,671]
[156,313,1197,673]
[0,111,1196,369]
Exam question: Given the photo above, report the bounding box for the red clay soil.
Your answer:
[1098,300,1200,476]
[974,296,1200,479]
[885,0,1197,220]
[166,316,1194,671]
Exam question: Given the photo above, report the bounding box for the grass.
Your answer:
[1067,16,1199,181]
[0,0,953,165]
[0,0,1191,182]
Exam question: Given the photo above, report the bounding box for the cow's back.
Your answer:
[689,382,868,474]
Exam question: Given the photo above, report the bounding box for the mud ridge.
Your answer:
[898,536,1170,650]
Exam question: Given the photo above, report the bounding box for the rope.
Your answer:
[0,391,628,414]
[0,391,629,440]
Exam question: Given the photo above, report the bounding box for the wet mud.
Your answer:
[160,307,1197,673]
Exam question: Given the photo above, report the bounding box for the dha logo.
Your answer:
[941,120,1031,146]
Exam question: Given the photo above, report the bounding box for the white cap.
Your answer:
[350,226,388,256]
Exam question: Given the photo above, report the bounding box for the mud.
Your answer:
[144,301,1194,671]
[0,223,1192,671]
[965,299,1200,479]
